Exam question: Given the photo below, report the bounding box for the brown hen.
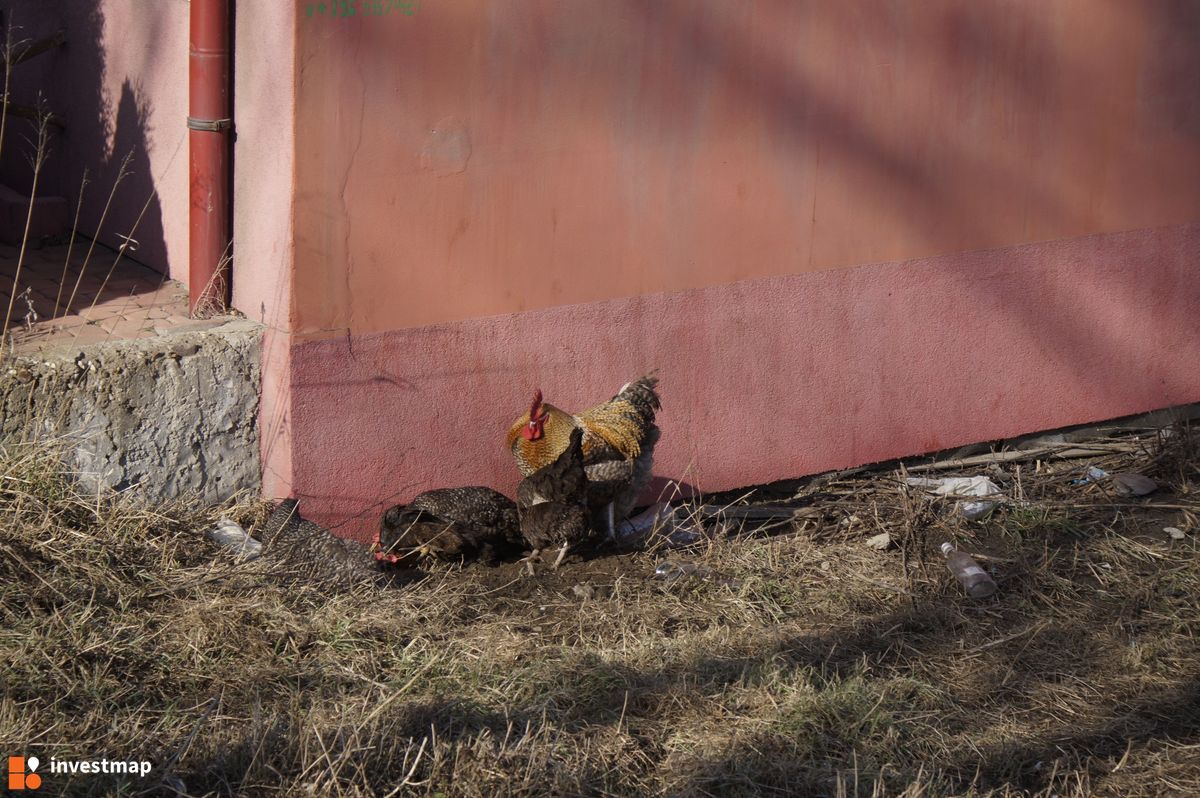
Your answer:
[516,427,591,569]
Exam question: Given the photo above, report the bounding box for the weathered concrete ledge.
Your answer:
[1,318,262,504]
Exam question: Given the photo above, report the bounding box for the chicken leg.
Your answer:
[551,541,570,569]
[521,549,541,576]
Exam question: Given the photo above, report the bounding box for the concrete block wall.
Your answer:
[1,319,262,504]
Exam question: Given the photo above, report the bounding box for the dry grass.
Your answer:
[2,425,1199,796]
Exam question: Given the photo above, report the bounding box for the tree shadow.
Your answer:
[344,520,1198,794]
[301,1,1200,539]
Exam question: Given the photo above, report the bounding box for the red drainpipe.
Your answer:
[188,0,231,316]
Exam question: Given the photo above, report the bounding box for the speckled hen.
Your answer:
[516,427,591,569]
[377,487,520,565]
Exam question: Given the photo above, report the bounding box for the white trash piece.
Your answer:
[865,531,892,550]
[205,518,263,560]
[654,560,703,581]
[1072,466,1109,485]
[906,476,1003,520]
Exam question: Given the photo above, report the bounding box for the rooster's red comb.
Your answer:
[529,389,544,418]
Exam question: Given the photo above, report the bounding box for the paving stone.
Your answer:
[4,242,197,350]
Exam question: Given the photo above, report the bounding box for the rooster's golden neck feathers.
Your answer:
[507,376,660,483]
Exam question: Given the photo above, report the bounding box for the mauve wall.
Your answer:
[286,225,1200,538]
[0,0,189,280]
[291,1,1200,334]
[277,1,1200,537]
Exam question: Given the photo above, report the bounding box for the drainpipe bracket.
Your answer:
[187,116,233,133]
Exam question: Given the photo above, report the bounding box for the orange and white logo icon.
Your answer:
[7,756,42,791]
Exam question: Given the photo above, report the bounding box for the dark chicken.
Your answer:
[515,427,591,569]
[507,375,661,538]
[261,499,383,585]
[377,487,520,565]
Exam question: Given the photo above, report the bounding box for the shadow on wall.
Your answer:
[282,0,1200,536]
[0,1,169,321]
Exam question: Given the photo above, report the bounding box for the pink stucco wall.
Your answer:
[267,1,1200,538]
[0,0,190,280]
[289,1,1200,334]
[286,224,1200,540]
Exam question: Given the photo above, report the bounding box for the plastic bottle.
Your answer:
[941,542,997,599]
[654,560,701,581]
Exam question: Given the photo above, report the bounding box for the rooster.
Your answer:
[377,487,521,565]
[507,375,661,539]
[516,427,591,570]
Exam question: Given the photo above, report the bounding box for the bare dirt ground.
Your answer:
[2,422,1198,796]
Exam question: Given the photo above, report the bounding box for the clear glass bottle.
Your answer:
[654,560,700,581]
[941,542,997,599]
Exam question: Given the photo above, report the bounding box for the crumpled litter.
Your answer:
[1072,466,1109,485]
[205,517,263,560]
[865,531,893,550]
[905,475,1004,520]
[654,561,704,581]
[614,503,674,542]
[614,503,706,547]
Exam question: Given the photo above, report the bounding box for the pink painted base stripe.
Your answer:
[279,223,1200,540]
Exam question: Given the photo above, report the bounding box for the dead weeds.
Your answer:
[2,424,1199,796]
